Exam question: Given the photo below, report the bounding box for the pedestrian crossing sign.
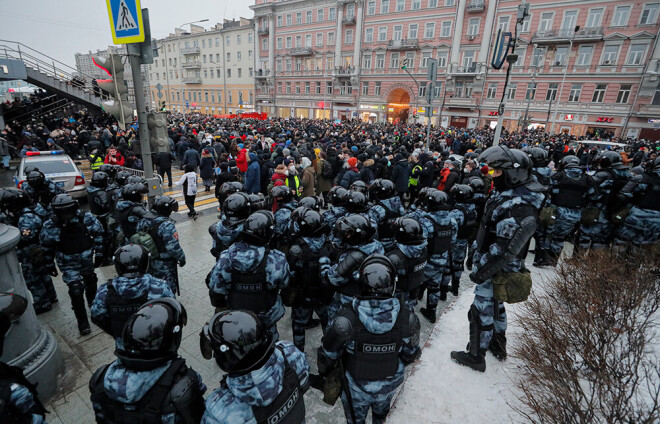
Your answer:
[106,0,144,44]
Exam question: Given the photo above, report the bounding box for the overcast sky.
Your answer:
[0,0,254,67]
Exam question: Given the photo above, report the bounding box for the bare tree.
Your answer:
[513,250,660,424]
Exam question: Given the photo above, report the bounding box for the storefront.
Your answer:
[359,104,382,122]
[586,116,618,139]
[450,115,468,128]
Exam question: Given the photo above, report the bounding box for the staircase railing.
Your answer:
[0,39,109,101]
[10,98,75,124]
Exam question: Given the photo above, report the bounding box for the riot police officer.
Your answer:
[528,147,552,186]
[319,255,420,424]
[0,189,57,313]
[200,310,309,424]
[387,217,428,310]
[465,178,488,270]
[22,170,64,210]
[451,146,544,372]
[287,208,334,352]
[298,195,324,212]
[114,182,149,242]
[215,181,245,218]
[87,171,114,265]
[449,184,478,296]
[90,299,206,423]
[271,185,299,250]
[209,192,251,259]
[91,244,175,347]
[368,179,405,251]
[107,170,133,212]
[135,195,186,294]
[322,186,349,229]
[40,194,104,335]
[0,293,47,424]
[207,211,291,340]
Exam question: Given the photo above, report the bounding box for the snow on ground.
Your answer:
[388,264,556,424]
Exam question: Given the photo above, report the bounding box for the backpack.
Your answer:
[322,160,334,179]
[129,221,165,258]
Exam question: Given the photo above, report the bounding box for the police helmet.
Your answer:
[113,244,150,278]
[118,298,187,370]
[349,180,368,194]
[414,187,433,208]
[270,185,294,204]
[425,189,451,212]
[600,151,624,169]
[240,210,274,246]
[0,293,28,356]
[393,217,425,245]
[357,255,397,299]
[26,171,46,188]
[200,310,274,377]
[23,165,39,175]
[528,147,549,167]
[298,195,324,212]
[333,214,375,246]
[218,182,245,205]
[97,164,117,178]
[450,184,474,203]
[368,179,396,201]
[126,175,147,185]
[152,195,179,217]
[328,186,349,207]
[345,190,369,213]
[223,192,252,226]
[91,171,109,188]
[121,183,148,203]
[560,155,581,169]
[114,171,133,186]
[478,145,532,188]
[294,208,324,237]
[51,194,79,221]
[467,177,486,194]
[0,189,31,216]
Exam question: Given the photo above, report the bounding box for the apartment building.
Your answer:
[148,18,255,116]
[252,0,660,139]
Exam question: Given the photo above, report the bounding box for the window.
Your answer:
[561,10,578,31]
[376,53,385,69]
[227,69,231,78]
[611,5,631,26]
[295,35,302,48]
[315,82,321,95]
[248,51,253,60]
[237,52,242,61]
[248,33,253,43]
[211,92,215,102]
[506,83,517,100]
[641,3,659,25]
[306,11,312,23]
[412,0,421,10]
[468,18,479,36]
[652,82,660,105]
[227,52,231,62]
[421,52,431,68]
[424,22,435,38]
[286,14,292,26]
[318,9,324,21]
[441,21,452,37]
[296,12,302,24]
[406,52,415,69]
[396,0,405,12]
[362,82,369,96]
[317,33,324,46]
[525,83,537,100]
[365,28,374,42]
[379,27,388,41]
[249,68,253,77]
[277,16,283,27]
[487,83,498,99]
[286,37,292,48]
[296,83,300,94]
[586,8,604,28]
[306,35,312,47]
[237,35,242,45]
[531,46,545,67]
[592,84,606,102]
[576,46,593,66]
[429,0,438,7]
[217,69,221,78]
[554,46,568,66]
[455,82,464,97]
[434,84,442,98]
[437,51,448,67]
[445,0,455,5]
[295,59,301,71]
[418,85,426,97]
[601,45,619,65]
[520,15,531,33]
[203,55,207,64]
[328,32,335,45]
[202,39,206,48]
[462,50,475,68]
[390,52,400,68]
[381,0,389,14]
[286,83,291,94]
[363,54,372,69]
[568,84,582,102]
[367,1,376,15]
[326,81,332,95]
[393,26,403,41]
[498,16,510,32]
[286,59,292,71]
[626,44,647,65]
[329,7,336,20]
[539,12,553,32]
[375,82,381,96]
[616,84,632,104]
[345,29,353,44]
[347,4,355,20]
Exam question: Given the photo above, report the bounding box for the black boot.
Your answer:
[533,248,546,267]
[450,349,486,372]
[450,304,488,372]
[451,276,460,296]
[465,253,473,271]
[83,274,98,307]
[69,281,91,335]
[420,306,436,323]
[439,285,448,302]
[488,332,507,361]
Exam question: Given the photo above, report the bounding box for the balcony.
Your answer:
[575,26,604,41]
[466,0,485,12]
[342,15,356,25]
[532,27,603,44]
[255,69,271,78]
[183,77,202,84]
[387,39,419,51]
[180,47,200,55]
[257,27,269,35]
[445,96,477,108]
[332,66,355,78]
[334,93,356,104]
[182,62,201,69]
[449,63,480,75]
[291,47,313,56]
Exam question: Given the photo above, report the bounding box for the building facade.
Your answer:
[252,0,660,139]
[148,18,256,116]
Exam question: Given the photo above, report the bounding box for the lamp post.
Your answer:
[523,48,539,131]
[550,25,580,135]
[177,19,209,119]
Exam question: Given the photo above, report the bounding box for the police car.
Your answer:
[14,151,88,198]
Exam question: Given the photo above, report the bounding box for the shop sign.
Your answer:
[360,104,380,110]
[488,111,498,116]
[595,117,614,123]
[388,108,395,112]
[648,118,660,124]
[564,114,574,121]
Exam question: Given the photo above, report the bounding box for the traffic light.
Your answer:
[93,54,133,130]
[401,59,408,70]
[158,100,166,111]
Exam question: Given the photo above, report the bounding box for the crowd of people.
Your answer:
[0,109,659,424]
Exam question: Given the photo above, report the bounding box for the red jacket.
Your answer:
[105,153,125,166]
[236,148,248,173]
[437,168,450,191]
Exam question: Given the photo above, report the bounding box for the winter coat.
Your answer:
[200,155,216,181]
[316,158,334,193]
[359,159,376,184]
[340,167,360,189]
[419,161,435,188]
[444,169,461,193]
[154,151,174,170]
[244,154,261,194]
[182,149,200,167]
[300,160,316,198]
[176,171,198,196]
[236,148,248,173]
[390,160,410,193]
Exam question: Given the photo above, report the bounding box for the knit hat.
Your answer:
[348,157,358,167]
[481,165,489,175]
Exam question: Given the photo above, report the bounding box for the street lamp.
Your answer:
[550,25,580,135]
[177,19,209,119]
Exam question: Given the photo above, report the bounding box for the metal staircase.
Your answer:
[0,40,108,110]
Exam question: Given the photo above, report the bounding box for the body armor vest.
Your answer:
[475,198,538,257]
[229,251,278,312]
[455,203,478,239]
[428,218,453,256]
[115,204,141,238]
[551,172,590,209]
[106,283,149,338]
[390,248,427,293]
[376,202,401,241]
[58,213,93,255]
[89,190,111,216]
[293,240,333,305]
[635,173,660,211]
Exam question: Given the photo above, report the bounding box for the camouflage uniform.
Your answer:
[114,200,148,243]
[23,179,64,211]
[208,242,291,340]
[322,206,347,230]
[91,274,175,348]
[202,340,309,424]
[613,168,660,246]
[321,298,420,424]
[450,205,472,283]
[0,364,47,424]
[471,187,544,350]
[87,185,115,263]
[13,207,58,311]
[136,215,186,294]
[390,242,427,310]
[91,359,206,424]
[273,202,298,248]
[422,210,458,308]
[210,218,243,258]
[368,197,405,251]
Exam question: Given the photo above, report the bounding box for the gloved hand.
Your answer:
[178,258,186,267]
[94,255,104,268]
[469,272,483,285]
